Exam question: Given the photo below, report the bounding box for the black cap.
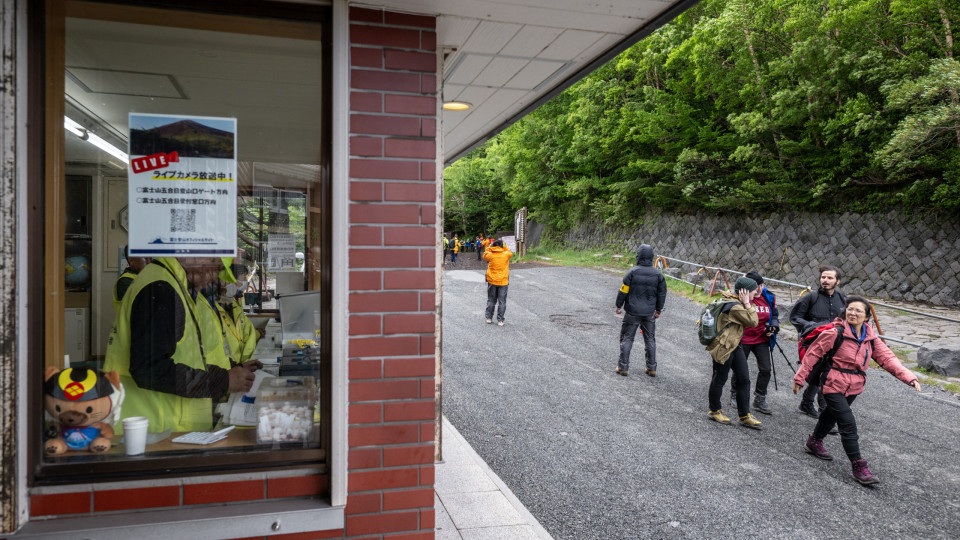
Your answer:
[745,271,763,285]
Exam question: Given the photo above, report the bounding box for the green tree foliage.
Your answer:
[443,0,960,232]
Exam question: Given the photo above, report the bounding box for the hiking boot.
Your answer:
[497,321,504,326]
[645,369,656,377]
[615,368,628,376]
[798,402,819,419]
[708,410,731,424]
[485,318,493,324]
[739,414,763,430]
[851,459,879,485]
[804,434,833,461]
[753,395,772,415]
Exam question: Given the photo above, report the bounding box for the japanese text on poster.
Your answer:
[127,113,237,257]
[268,233,297,271]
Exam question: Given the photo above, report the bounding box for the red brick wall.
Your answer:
[344,7,438,539]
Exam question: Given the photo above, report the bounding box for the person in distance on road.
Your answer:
[451,234,460,266]
[793,295,921,486]
[482,239,513,326]
[790,265,847,418]
[730,271,779,415]
[707,277,763,430]
[614,244,666,377]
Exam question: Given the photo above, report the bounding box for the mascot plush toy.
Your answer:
[43,366,124,455]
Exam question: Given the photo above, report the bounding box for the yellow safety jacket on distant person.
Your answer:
[104,257,231,434]
[217,298,258,365]
[111,269,139,312]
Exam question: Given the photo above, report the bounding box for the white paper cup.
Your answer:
[122,416,149,456]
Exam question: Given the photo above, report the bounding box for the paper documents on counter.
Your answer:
[218,370,275,426]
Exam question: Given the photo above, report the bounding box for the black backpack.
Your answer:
[804,324,845,386]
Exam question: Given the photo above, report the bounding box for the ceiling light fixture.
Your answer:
[442,101,472,111]
[64,116,129,163]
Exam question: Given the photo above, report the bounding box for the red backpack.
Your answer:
[798,322,845,385]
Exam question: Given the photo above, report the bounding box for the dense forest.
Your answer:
[443,0,960,236]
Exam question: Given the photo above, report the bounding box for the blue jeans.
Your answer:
[618,313,656,372]
[485,283,508,322]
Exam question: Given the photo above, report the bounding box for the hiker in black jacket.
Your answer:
[615,244,667,377]
[789,265,847,418]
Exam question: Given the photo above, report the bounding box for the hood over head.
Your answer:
[635,244,654,266]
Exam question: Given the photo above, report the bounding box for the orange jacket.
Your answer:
[482,246,513,285]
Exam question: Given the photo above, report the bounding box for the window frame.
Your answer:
[28,0,335,486]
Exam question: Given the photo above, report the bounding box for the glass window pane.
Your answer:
[46,10,326,468]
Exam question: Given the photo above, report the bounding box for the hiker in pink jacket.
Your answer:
[793,295,921,486]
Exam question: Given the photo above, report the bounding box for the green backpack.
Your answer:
[697,300,736,346]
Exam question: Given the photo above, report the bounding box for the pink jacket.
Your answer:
[794,318,918,396]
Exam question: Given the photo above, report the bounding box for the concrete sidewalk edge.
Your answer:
[441,416,555,540]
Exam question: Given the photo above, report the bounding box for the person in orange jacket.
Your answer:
[482,239,513,326]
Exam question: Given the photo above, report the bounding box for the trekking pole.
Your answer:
[774,340,798,374]
[770,343,778,391]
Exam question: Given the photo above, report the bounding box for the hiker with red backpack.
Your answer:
[792,295,921,485]
[706,277,764,430]
[789,265,846,418]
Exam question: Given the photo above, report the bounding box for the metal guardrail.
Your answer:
[655,254,958,349]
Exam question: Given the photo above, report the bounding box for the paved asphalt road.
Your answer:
[441,265,960,540]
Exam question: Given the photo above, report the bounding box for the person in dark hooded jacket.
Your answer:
[615,244,667,377]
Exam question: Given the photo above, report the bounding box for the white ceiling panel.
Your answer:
[506,59,567,90]
[455,85,497,107]
[436,15,480,48]
[499,25,565,57]
[461,20,523,54]
[445,53,493,85]
[537,29,607,60]
[441,83,467,102]
[474,56,529,87]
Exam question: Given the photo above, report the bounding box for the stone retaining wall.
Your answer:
[562,211,960,307]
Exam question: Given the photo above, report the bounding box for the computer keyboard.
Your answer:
[171,425,235,445]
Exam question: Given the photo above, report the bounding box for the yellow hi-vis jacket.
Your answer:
[111,269,139,313]
[217,298,259,365]
[104,258,231,434]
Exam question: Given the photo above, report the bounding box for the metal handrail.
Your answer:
[655,254,957,348]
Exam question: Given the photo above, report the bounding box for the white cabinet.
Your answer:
[64,307,88,365]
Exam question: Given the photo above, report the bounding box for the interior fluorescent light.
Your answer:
[63,116,85,138]
[442,101,472,111]
[64,116,129,163]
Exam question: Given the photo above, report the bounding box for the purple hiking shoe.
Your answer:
[851,459,879,485]
[805,434,833,461]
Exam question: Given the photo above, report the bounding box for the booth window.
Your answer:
[33,0,332,483]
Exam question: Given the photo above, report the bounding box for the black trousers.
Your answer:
[801,379,827,410]
[709,346,751,416]
[618,313,656,372]
[732,342,772,396]
[813,392,861,460]
[485,283,508,322]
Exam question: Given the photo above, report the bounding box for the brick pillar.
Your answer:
[345,7,438,539]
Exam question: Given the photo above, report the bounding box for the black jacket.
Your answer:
[789,287,847,336]
[615,245,667,317]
